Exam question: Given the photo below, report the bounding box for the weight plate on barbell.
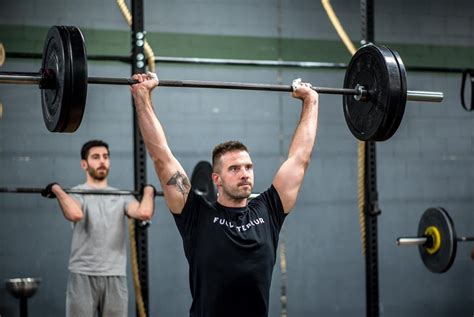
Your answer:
[372,46,402,142]
[40,26,87,132]
[380,47,407,141]
[417,207,457,273]
[41,26,71,132]
[343,44,402,141]
[191,161,217,202]
[62,26,88,132]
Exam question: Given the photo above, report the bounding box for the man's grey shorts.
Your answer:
[66,272,128,317]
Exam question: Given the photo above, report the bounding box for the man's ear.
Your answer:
[80,159,88,171]
[212,173,221,186]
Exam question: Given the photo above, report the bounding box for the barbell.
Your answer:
[0,186,159,197]
[0,25,444,141]
[0,161,259,202]
[396,207,474,273]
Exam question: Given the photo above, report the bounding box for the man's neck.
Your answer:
[217,196,248,208]
[86,177,108,188]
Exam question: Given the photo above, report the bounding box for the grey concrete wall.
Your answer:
[0,1,473,317]
[1,0,473,46]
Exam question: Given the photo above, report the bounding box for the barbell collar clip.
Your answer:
[39,69,56,89]
[353,84,369,101]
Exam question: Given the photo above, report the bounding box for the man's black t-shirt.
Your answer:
[173,185,286,317]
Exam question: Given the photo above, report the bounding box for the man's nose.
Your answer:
[240,169,250,178]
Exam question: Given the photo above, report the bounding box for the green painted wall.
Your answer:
[1,25,473,68]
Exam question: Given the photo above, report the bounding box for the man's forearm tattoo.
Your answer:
[166,171,191,199]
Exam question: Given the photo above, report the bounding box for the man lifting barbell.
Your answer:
[130,71,318,317]
[41,140,155,317]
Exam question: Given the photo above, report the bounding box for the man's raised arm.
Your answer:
[131,72,190,214]
[272,80,319,214]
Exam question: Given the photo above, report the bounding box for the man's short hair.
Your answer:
[81,140,109,160]
[212,141,248,171]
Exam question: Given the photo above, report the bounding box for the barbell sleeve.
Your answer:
[396,237,428,246]
[0,72,42,85]
[397,235,474,246]
[406,90,444,102]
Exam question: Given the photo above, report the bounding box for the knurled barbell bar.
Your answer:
[396,207,474,273]
[0,25,444,141]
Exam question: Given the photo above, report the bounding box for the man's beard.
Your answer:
[87,166,109,181]
[221,181,252,200]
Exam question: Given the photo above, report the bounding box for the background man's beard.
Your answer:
[88,167,109,180]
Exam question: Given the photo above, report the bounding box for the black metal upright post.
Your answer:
[131,0,149,315]
[360,1,380,317]
[19,297,27,317]
[363,141,380,317]
[360,0,374,45]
